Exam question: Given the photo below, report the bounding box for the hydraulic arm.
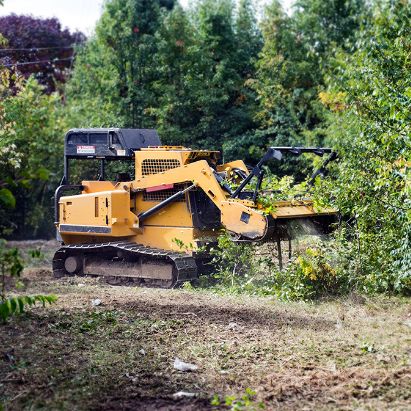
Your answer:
[131,159,268,240]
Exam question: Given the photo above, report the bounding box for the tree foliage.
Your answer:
[319,1,411,293]
[0,15,85,93]
[0,69,65,237]
[66,0,174,129]
[246,0,365,154]
[66,0,261,150]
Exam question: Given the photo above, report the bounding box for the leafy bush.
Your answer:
[267,244,351,301]
[207,218,409,300]
[207,231,351,301]
[0,239,57,322]
[209,232,257,288]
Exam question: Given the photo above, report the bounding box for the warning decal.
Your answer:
[77,145,95,154]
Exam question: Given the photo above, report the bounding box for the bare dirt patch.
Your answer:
[1,241,410,410]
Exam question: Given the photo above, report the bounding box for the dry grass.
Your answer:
[0,242,410,410]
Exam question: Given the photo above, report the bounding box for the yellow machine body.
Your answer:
[58,145,335,251]
[59,148,253,250]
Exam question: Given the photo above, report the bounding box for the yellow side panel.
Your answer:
[60,193,106,226]
[110,191,139,235]
[135,195,193,227]
[59,190,137,238]
[132,226,198,251]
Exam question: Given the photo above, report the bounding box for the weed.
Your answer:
[28,248,43,259]
[211,388,264,410]
[77,310,118,333]
[172,238,193,252]
[182,281,194,290]
[209,232,257,288]
[360,341,376,353]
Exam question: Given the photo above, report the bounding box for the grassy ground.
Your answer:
[0,242,410,410]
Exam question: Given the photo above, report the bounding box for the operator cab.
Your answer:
[62,128,162,184]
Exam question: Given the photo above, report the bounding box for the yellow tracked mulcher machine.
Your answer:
[53,128,338,287]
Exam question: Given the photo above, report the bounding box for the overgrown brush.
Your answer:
[206,228,405,302]
[318,2,411,296]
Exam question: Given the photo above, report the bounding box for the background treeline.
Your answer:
[0,0,410,294]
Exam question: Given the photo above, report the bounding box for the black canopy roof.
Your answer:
[64,128,162,159]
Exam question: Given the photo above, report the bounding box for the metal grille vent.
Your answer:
[143,184,187,202]
[141,159,181,176]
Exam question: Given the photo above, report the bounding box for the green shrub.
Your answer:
[0,239,57,322]
[208,231,354,301]
[318,2,411,295]
[209,232,257,288]
[267,244,351,301]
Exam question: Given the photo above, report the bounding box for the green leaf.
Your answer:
[9,297,17,314]
[0,294,57,322]
[210,394,220,406]
[16,297,25,313]
[0,302,9,321]
[0,188,16,208]
[36,168,50,181]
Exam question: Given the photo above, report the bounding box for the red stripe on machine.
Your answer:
[146,184,174,193]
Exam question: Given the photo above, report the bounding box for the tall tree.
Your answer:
[233,1,304,166]
[221,0,262,161]
[0,70,65,237]
[0,15,84,93]
[150,4,204,145]
[147,0,261,150]
[193,0,258,150]
[195,0,239,148]
[247,0,365,168]
[235,0,261,78]
[97,0,170,128]
[66,0,174,129]
[293,0,366,57]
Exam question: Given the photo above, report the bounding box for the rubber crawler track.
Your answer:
[52,241,198,288]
